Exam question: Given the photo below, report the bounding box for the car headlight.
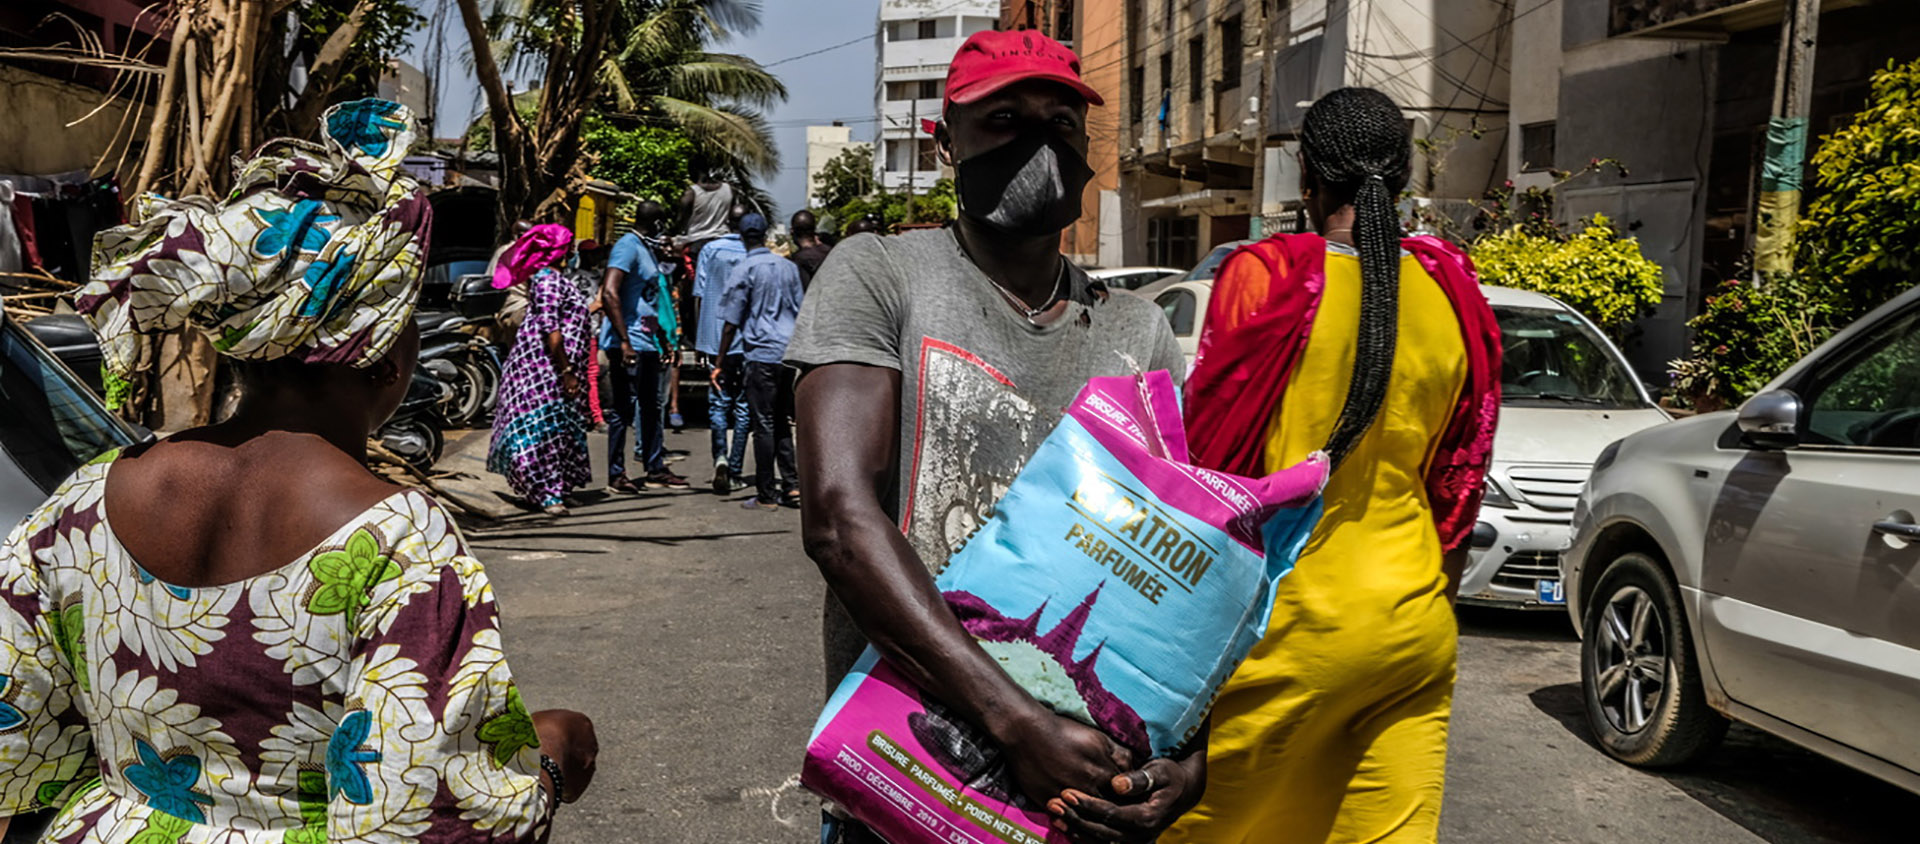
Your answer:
[1483,478,1517,509]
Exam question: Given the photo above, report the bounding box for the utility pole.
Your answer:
[1752,0,1821,279]
[906,97,919,224]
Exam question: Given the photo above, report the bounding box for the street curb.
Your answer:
[431,427,526,521]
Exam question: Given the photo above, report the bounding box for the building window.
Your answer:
[1131,65,1146,124]
[918,138,938,171]
[1148,217,1200,269]
[1163,0,1172,31]
[1159,52,1172,102]
[918,19,938,39]
[885,80,945,102]
[1521,121,1556,172]
[1220,15,1243,85]
[1057,0,1074,40]
[1188,37,1204,102]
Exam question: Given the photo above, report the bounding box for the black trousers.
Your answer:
[743,360,798,502]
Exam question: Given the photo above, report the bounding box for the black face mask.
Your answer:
[954,131,1095,236]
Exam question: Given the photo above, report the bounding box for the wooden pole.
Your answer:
[1752,0,1821,278]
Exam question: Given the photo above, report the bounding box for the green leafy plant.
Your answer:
[1470,214,1665,338]
[1670,275,1840,410]
[1799,56,1920,318]
[811,145,875,212]
[581,116,693,205]
[832,178,958,229]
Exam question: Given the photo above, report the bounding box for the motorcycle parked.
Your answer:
[415,273,509,429]
[376,368,450,472]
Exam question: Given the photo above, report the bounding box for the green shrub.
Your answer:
[1800,57,1920,318]
[1670,275,1840,409]
[1469,214,1665,337]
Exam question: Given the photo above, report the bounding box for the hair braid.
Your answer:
[1299,87,1413,470]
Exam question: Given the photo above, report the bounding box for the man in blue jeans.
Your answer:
[599,201,689,492]
[717,213,805,510]
[693,204,752,495]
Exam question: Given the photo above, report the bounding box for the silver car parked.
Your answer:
[1562,283,1920,794]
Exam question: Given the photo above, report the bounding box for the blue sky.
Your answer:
[403,0,881,217]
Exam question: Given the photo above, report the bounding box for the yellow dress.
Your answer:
[1167,246,1467,844]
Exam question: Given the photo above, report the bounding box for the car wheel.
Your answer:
[1579,552,1727,767]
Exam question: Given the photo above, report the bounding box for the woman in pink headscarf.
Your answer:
[487,224,593,515]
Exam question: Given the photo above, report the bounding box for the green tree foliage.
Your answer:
[581,117,694,205]
[1470,214,1665,338]
[830,179,958,229]
[811,145,874,211]
[1670,57,1920,408]
[1799,57,1920,317]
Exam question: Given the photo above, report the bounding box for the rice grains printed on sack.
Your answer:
[803,371,1330,844]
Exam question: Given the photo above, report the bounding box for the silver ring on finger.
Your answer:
[1141,768,1156,793]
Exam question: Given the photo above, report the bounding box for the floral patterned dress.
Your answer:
[0,454,553,842]
[487,267,592,507]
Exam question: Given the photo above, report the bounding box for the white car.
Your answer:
[1086,266,1184,291]
[1134,279,1667,609]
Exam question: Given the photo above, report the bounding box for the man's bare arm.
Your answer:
[795,364,1128,805]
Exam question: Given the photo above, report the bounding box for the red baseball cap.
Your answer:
[944,29,1104,112]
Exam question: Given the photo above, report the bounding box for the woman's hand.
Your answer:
[560,371,581,399]
[532,709,598,803]
[995,708,1131,810]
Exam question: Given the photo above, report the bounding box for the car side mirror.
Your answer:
[1737,389,1802,449]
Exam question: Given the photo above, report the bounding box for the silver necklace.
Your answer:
[985,261,1067,325]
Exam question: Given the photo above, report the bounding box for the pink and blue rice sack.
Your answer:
[803,371,1329,844]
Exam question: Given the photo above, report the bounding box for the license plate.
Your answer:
[1537,579,1566,605]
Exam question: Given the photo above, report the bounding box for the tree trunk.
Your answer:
[455,0,536,234]
[285,0,377,137]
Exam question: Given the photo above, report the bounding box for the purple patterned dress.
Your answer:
[487,267,592,507]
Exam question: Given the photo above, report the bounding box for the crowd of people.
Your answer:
[482,197,826,516]
[0,28,1500,844]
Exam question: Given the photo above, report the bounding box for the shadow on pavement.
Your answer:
[1528,682,1920,843]
[1455,605,1578,643]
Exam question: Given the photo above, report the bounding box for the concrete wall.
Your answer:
[0,64,143,178]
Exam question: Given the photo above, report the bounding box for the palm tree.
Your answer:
[454,0,786,227]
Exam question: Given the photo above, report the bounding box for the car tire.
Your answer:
[1579,551,1727,767]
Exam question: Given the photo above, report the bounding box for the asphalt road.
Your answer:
[451,429,1920,843]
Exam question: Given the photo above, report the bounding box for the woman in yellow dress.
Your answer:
[1169,87,1503,844]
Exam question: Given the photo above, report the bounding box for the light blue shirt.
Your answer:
[597,232,665,351]
[718,247,805,365]
[693,235,748,356]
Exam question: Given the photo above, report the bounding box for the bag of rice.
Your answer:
[803,371,1327,844]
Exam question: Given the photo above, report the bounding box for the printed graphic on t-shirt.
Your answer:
[902,338,1051,574]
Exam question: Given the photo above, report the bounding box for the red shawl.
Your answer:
[1182,233,1503,552]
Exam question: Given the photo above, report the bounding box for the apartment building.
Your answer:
[1116,0,1512,269]
[1507,0,1918,372]
[875,0,1001,194]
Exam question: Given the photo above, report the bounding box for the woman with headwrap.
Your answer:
[486,224,592,516]
[0,100,596,843]
[1165,88,1501,844]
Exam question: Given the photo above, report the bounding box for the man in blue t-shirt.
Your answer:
[692,204,752,495]
[717,213,805,510]
[598,201,688,492]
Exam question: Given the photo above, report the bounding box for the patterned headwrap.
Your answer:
[491,223,574,289]
[77,98,433,405]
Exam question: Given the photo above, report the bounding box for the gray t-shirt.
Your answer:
[784,228,1186,683]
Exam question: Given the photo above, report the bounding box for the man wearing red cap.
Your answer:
[786,29,1200,844]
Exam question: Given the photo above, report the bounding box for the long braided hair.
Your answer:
[1299,87,1414,469]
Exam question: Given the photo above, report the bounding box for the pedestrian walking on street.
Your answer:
[1165,87,1503,844]
[489,224,596,515]
[0,99,596,843]
[785,31,1193,843]
[600,201,688,493]
[693,205,753,494]
[717,213,804,510]
[788,209,833,291]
